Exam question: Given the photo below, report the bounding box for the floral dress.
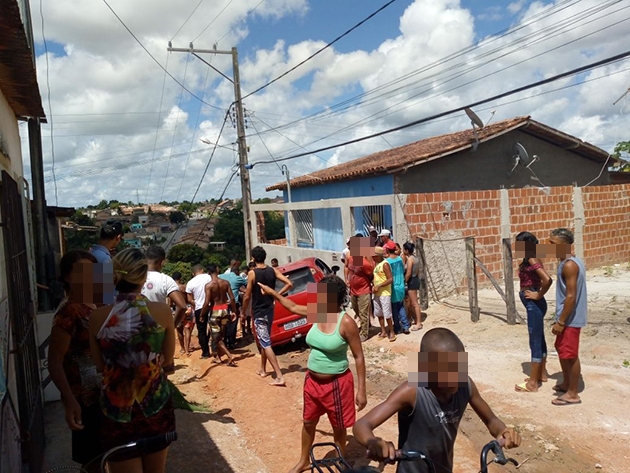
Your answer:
[96,293,175,454]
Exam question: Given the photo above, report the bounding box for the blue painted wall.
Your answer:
[281,175,395,250]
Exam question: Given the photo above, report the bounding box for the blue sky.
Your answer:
[26,0,630,206]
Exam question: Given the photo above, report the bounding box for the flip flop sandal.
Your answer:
[514,382,536,393]
[552,398,582,406]
[377,333,387,339]
[552,385,567,393]
[389,335,397,342]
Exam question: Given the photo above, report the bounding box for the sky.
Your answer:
[23,0,630,208]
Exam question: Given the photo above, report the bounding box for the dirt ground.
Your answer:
[42,267,630,473]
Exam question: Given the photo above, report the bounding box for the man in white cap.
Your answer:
[378,228,393,248]
[368,226,379,247]
[341,237,351,266]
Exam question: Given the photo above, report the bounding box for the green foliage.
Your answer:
[64,229,98,251]
[169,211,186,224]
[613,141,630,172]
[264,211,286,241]
[122,224,131,234]
[163,261,193,283]
[168,243,205,265]
[201,253,229,271]
[214,203,245,249]
[95,199,109,210]
[178,201,199,215]
[70,211,94,227]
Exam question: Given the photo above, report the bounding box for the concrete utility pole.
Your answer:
[167,44,253,259]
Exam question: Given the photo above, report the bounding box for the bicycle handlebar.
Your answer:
[100,432,178,473]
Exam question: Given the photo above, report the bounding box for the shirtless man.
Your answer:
[201,264,238,366]
[172,271,197,355]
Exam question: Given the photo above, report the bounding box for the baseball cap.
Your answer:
[368,226,376,233]
[101,220,123,238]
[378,229,391,237]
[383,241,397,252]
[374,246,385,256]
[346,237,351,245]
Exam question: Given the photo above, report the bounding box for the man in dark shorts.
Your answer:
[186,265,212,359]
[172,271,197,355]
[201,264,238,365]
[242,246,293,386]
[549,228,588,406]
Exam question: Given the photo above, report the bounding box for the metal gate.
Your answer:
[362,205,385,234]
[0,170,44,473]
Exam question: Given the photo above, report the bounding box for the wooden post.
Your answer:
[502,238,518,325]
[415,237,429,311]
[465,237,480,322]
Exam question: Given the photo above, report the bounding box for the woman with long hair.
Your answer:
[514,232,553,393]
[89,248,176,473]
[48,250,102,472]
[403,242,423,331]
[259,276,367,473]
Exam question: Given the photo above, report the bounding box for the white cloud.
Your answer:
[508,0,527,15]
[22,0,630,207]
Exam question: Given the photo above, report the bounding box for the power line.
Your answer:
[241,0,399,100]
[100,0,223,111]
[249,120,282,172]
[249,49,630,167]
[39,0,58,206]
[215,0,266,45]
[171,0,205,41]
[192,0,235,43]
[145,52,170,203]
[160,53,191,202]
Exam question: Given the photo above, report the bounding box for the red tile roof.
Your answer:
[266,116,611,191]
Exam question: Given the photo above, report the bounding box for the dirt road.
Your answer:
[168,267,630,473]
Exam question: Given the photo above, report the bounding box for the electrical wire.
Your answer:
[249,120,282,172]
[241,0,399,100]
[39,0,58,206]
[191,0,235,43]
[145,52,170,203]
[248,49,630,167]
[101,0,223,111]
[160,53,191,202]
[171,0,205,41]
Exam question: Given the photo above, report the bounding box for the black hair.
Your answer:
[207,264,218,274]
[251,246,266,263]
[100,220,123,240]
[403,241,415,254]
[551,228,574,244]
[420,327,465,353]
[271,258,278,263]
[320,275,348,311]
[172,271,182,281]
[248,261,256,269]
[515,231,538,270]
[354,232,364,237]
[145,245,166,262]
[59,250,97,292]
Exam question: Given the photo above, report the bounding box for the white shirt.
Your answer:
[185,273,212,310]
[341,247,350,263]
[142,271,180,304]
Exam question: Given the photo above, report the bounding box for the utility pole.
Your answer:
[167,44,253,259]
[281,164,298,247]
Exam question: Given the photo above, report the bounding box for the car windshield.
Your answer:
[276,266,316,296]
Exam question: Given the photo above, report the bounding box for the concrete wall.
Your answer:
[395,130,608,194]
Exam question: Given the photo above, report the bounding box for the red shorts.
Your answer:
[555,326,581,359]
[303,369,355,429]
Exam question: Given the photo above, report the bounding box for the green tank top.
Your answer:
[305,312,349,375]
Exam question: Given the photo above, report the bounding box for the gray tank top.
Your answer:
[397,380,471,473]
[411,256,421,279]
[556,256,587,328]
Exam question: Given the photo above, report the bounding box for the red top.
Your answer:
[347,256,374,296]
[518,262,543,289]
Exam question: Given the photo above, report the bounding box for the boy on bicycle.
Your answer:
[353,328,521,473]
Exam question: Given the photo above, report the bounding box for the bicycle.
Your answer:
[309,439,519,473]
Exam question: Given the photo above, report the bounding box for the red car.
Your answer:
[254,257,334,347]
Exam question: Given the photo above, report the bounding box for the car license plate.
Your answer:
[284,318,307,330]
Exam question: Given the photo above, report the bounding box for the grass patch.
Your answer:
[168,380,212,413]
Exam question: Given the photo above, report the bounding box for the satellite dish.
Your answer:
[514,143,539,168]
[465,108,484,152]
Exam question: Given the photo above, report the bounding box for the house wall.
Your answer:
[404,184,630,298]
[396,130,609,194]
[282,175,395,249]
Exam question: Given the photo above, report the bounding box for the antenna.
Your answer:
[465,108,484,152]
[613,86,630,106]
[514,142,539,169]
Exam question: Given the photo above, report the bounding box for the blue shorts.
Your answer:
[254,313,273,349]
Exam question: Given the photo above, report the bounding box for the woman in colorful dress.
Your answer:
[259,275,367,473]
[48,250,102,473]
[514,231,553,393]
[89,248,176,473]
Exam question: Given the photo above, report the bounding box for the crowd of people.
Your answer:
[47,219,587,473]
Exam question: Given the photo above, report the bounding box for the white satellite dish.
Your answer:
[465,108,484,152]
[507,143,539,176]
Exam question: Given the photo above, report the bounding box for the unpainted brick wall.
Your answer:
[405,184,630,298]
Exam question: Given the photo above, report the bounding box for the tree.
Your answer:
[613,141,630,172]
[169,211,186,224]
[122,224,131,234]
[162,261,193,283]
[213,204,245,249]
[64,229,98,251]
[178,201,199,215]
[168,243,205,265]
[95,199,109,210]
[201,253,229,271]
[70,211,94,227]
[264,211,286,240]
